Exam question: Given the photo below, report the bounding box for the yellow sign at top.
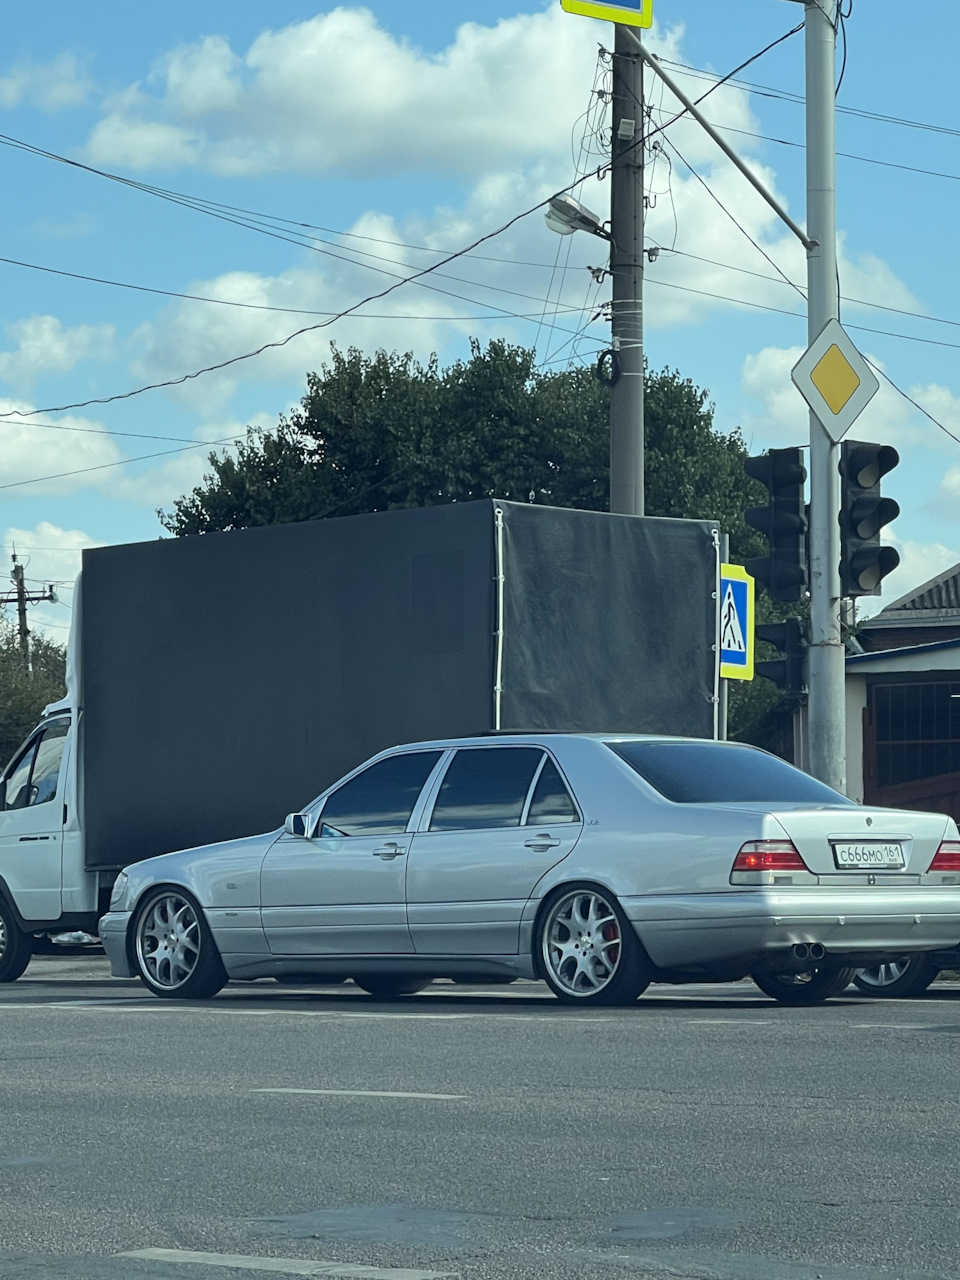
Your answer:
[561,0,653,28]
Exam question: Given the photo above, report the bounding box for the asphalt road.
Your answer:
[1,958,959,1280]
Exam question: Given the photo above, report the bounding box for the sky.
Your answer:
[1,0,959,643]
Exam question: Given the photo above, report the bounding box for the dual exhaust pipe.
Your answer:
[792,942,826,962]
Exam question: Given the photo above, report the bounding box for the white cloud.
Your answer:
[83,7,761,180]
[0,315,114,392]
[85,7,602,175]
[0,52,93,111]
[865,531,960,616]
[0,398,124,496]
[106,417,268,508]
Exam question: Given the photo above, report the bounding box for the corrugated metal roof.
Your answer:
[862,562,960,626]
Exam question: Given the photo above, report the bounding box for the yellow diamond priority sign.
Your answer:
[561,0,653,28]
[791,319,879,443]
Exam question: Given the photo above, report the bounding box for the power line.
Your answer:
[657,57,960,141]
[0,434,242,492]
[658,246,960,333]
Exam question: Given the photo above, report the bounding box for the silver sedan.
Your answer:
[99,734,960,1006]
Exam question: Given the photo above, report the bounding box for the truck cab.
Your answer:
[0,704,103,982]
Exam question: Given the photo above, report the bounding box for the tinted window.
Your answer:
[526,757,579,825]
[318,751,442,837]
[430,748,543,832]
[607,741,854,806]
[3,741,38,810]
[31,722,69,806]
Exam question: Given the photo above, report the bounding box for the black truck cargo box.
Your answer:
[79,501,720,870]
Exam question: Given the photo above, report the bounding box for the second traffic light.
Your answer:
[755,619,806,698]
[743,447,808,602]
[839,441,900,597]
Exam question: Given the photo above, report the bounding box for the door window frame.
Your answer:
[415,745,581,834]
[1,716,71,812]
[297,748,451,841]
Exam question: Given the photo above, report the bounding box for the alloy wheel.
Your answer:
[542,889,622,997]
[136,893,202,991]
[855,960,911,990]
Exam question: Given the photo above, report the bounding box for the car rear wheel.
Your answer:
[538,885,651,1006]
[352,976,432,998]
[133,888,227,1000]
[0,899,31,983]
[853,954,940,998]
[752,966,857,1005]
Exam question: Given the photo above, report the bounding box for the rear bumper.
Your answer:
[98,912,135,978]
[622,889,960,970]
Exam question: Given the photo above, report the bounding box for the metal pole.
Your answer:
[609,24,644,516]
[804,0,845,792]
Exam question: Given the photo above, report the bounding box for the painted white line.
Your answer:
[850,1023,937,1030]
[252,1088,466,1100]
[687,1018,773,1025]
[118,1249,457,1278]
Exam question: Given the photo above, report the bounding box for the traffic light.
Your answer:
[838,441,900,597]
[755,619,805,697]
[743,448,808,602]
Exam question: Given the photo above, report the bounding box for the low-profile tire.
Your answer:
[853,954,940,998]
[538,884,651,1006]
[133,887,227,1000]
[752,966,857,1005]
[352,976,432,999]
[0,898,31,983]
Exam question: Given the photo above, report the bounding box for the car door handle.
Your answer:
[19,836,50,842]
[373,843,406,860]
[524,834,562,851]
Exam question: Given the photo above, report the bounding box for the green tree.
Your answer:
[161,339,792,748]
[162,340,764,562]
[0,619,67,767]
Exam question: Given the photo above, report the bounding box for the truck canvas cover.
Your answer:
[79,501,720,870]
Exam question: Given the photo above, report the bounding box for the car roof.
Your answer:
[380,732,757,753]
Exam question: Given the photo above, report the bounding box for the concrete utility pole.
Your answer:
[609,25,645,516]
[803,0,845,793]
[2,552,57,672]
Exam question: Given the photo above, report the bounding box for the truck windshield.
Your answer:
[606,740,854,806]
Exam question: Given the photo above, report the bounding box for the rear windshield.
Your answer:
[606,740,854,806]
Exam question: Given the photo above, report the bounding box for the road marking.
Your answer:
[687,1018,773,1025]
[252,1088,466,1100]
[849,1023,937,1030]
[118,1250,457,1278]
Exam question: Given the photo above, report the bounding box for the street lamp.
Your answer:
[544,194,611,240]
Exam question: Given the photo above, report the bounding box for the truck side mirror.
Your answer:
[284,812,310,838]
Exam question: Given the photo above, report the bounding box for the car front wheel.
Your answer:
[538,885,651,1006]
[133,888,226,1000]
[853,954,940,998]
[0,898,31,983]
[752,967,857,1005]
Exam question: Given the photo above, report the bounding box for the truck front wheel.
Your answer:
[0,899,32,983]
[133,888,226,1000]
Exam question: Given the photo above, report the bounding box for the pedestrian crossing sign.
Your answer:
[719,564,755,681]
[560,0,654,29]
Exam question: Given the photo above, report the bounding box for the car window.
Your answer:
[429,747,543,832]
[317,751,442,837]
[2,739,38,811]
[30,722,69,806]
[526,757,579,825]
[607,740,855,805]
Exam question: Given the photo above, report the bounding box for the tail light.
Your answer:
[929,841,960,872]
[732,840,809,873]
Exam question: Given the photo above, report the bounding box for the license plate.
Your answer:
[832,841,905,870]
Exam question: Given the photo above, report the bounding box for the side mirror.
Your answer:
[284,812,310,838]
[0,779,6,811]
